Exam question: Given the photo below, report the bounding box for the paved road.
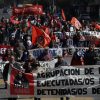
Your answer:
[17,97,94,100]
[17,97,100,100]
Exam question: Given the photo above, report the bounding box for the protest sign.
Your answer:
[0,64,100,98]
[29,48,62,58]
[35,65,100,97]
[39,59,57,71]
[29,47,88,58]
[9,65,100,98]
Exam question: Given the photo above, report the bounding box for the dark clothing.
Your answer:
[84,50,98,65]
[3,63,9,81]
[55,59,68,68]
[21,50,29,62]
[23,60,40,73]
[34,98,41,100]
[0,32,4,44]
[38,50,52,61]
[14,73,29,88]
[3,63,21,81]
[73,34,80,47]
[71,51,83,65]
[60,97,69,100]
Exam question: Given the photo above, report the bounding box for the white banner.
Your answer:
[29,47,100,58]
[1,64,100,98]
[29,48,63,58]
[34,65,100,97]
[8,65,100,98]
[39,59,57,72]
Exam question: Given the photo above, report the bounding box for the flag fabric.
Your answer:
[71,17,82,30]
[61,9,66,21]
[10,67,34,95]
[95,24,100,30]
[45,27,50,35]
[32,26,39,45]
[12,5,43,15]
[41,29,51,47]
[41,26,50,35]
[32,26,51,47]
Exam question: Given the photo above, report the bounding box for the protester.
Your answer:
[55,56,69,100]
[71,49,84,65]
[84,44,98,65]
[73,32,80,47]
[38,48,53,61]
[1,3,100,100]
[55,55,68,68]
[23,54,40,73]
[3,55,21,82]
[21,49,29,62]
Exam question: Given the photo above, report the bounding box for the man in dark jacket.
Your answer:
[84,45,98,65]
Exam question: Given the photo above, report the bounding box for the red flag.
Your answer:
[12,5,44,15]
[41,30,51,47]
[32,26,45,45]
[32,26,51,47]
[95,24,100,30]
[71,17,82,30]
[32,26,38,45]
[10,67,34,95]
[41,26,50,35]
[61,9,66,21]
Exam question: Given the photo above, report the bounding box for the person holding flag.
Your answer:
[32,25,51,48]
[71,17,82,30]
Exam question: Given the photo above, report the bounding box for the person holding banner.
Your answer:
[71,49,84,65]
[23,54,40,73]
[3,55,21,82]
[23,54,40,100]
[55,55,68,68]
[84,44,98,65]
[55,55,69,100]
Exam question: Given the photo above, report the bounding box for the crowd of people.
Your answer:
[0,4,100,100]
